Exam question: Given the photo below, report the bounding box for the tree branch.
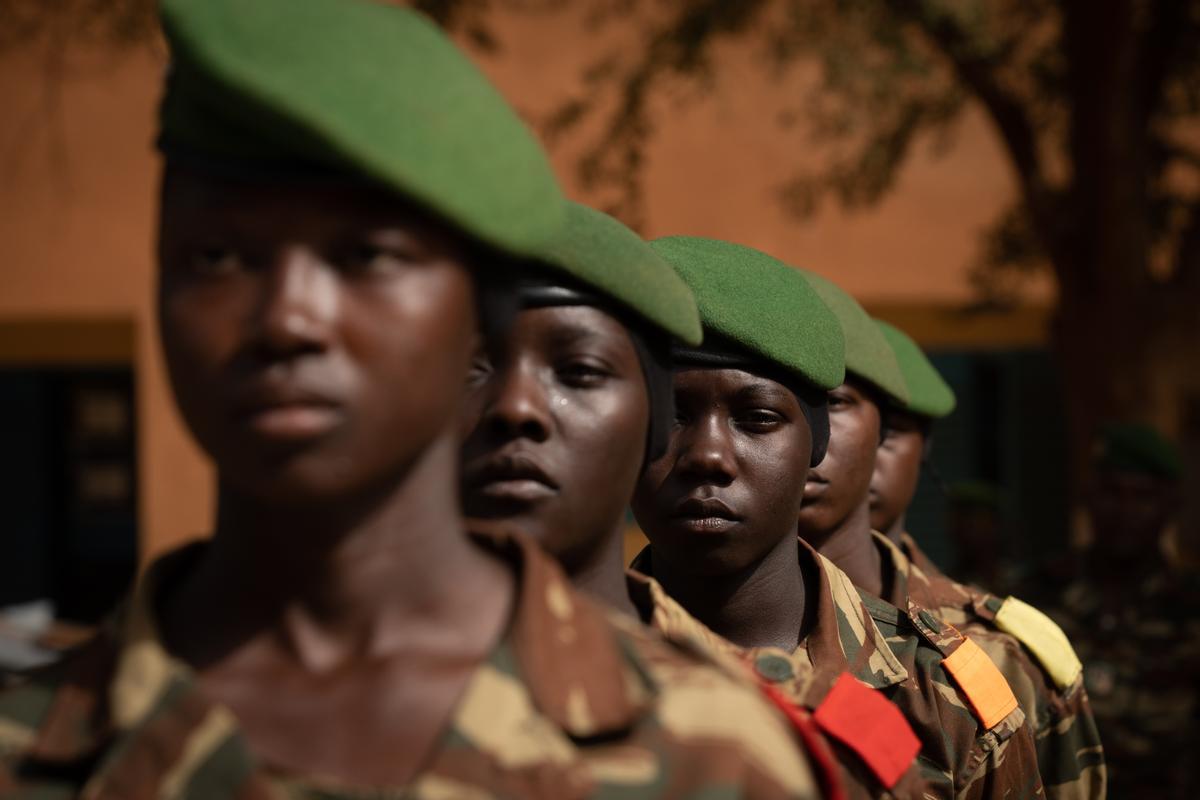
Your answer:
[897,2,1061,257]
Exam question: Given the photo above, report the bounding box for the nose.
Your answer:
[676,413,736,485]
[252,246,336,360]
[482,360,553,443]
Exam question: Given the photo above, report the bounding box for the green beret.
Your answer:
[798,272,909,405]
[648,237,844,390]
[1095,423,1182,481]
[532,203,701,344]
[158,0,565,257]
[875,320,955,419]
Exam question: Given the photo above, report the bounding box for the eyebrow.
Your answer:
[540,319,620,351]
[731,380,794,405]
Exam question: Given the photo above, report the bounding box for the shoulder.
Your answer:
[989,595,1084,693]
[604,612,823,798]
[0,634,117,788]
[862,593,1043,787]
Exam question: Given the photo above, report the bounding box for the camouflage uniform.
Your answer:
[1034,561,1200,799]
[882,532,1105,799]
[0,530,823,799]
[630,541,1045,800]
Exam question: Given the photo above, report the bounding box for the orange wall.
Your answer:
[0,22,1050,560]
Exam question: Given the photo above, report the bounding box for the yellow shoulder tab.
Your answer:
[993,596,1083,690]
[941,636,1018,729]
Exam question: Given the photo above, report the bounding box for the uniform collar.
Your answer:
[627,542,908,699]
[470,526,653,737]
[872,531,913,610]
[799,539,908,692]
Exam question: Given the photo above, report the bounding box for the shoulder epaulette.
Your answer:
[940,636,1019,729]
[812,672,920,790]
[906,602,1020,730]
[992,595,1083,691]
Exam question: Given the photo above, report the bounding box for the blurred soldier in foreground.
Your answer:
[0,0,824,796]
[1040,423,1199,799]
[869,321,1105,798]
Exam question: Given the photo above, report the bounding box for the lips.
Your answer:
[230,382,346,441]
[803,473,830,500]
[463,451,560,506]
[671,495,742,533]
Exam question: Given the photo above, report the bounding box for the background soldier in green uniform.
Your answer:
[1037,423,1199,799]
[790,275,1043,800]
[868,320,1105,799]
[0,0,824,796]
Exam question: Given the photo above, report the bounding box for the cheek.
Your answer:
[747,436,809,507]
[158,286,245,381]
[350,271,477,403]
[562,389,648,486]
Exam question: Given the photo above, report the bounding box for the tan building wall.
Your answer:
[0,22,1050,561]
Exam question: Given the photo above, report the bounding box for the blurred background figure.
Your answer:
[1037,424,1200,800]
[943,480,1020,597]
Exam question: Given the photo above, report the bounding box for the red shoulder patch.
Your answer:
[813,672,921,789]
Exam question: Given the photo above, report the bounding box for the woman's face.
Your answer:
[798,380,883,544]
[460,305,649,573]
[632,368,813,576]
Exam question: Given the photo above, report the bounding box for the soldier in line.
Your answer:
[0,0,825,796]
[460,218,943,798]
[458,199,830,795]
[628,236,1048,799]
[787,273,1043,799]
[460,201,698,617]
[866,320,1105,798]
[1036,423,1199,799]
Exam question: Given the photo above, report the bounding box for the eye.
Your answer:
[737,408,784,432]
[187,246,243,278]
[466,354,494,389]
[827,390,854,410]
[339,242,412,277]
[556,358,613,388]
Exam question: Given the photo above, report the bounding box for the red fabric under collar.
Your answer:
[758,682,847,800]
[812,672,921,789]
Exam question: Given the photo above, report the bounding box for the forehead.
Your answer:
[158,163,453,240]
[673,367,797,402]
[508,305,633,348]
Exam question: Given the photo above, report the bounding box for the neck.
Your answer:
[651,533,807,651]
[808,497,883,597]
[571,520,639,617]
[884,512,907,544]
[163,432,512,672]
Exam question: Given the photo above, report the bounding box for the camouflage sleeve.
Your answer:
[964,625,1105,799]
[878,601,1045,800]
[892,646,1043,799]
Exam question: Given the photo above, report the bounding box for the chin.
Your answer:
[655,533,764,578]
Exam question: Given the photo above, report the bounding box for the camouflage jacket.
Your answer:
[1036,560,1200,800]
[883,533,1105,800]
[630,542,1045,800]
[0,530,823,799]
